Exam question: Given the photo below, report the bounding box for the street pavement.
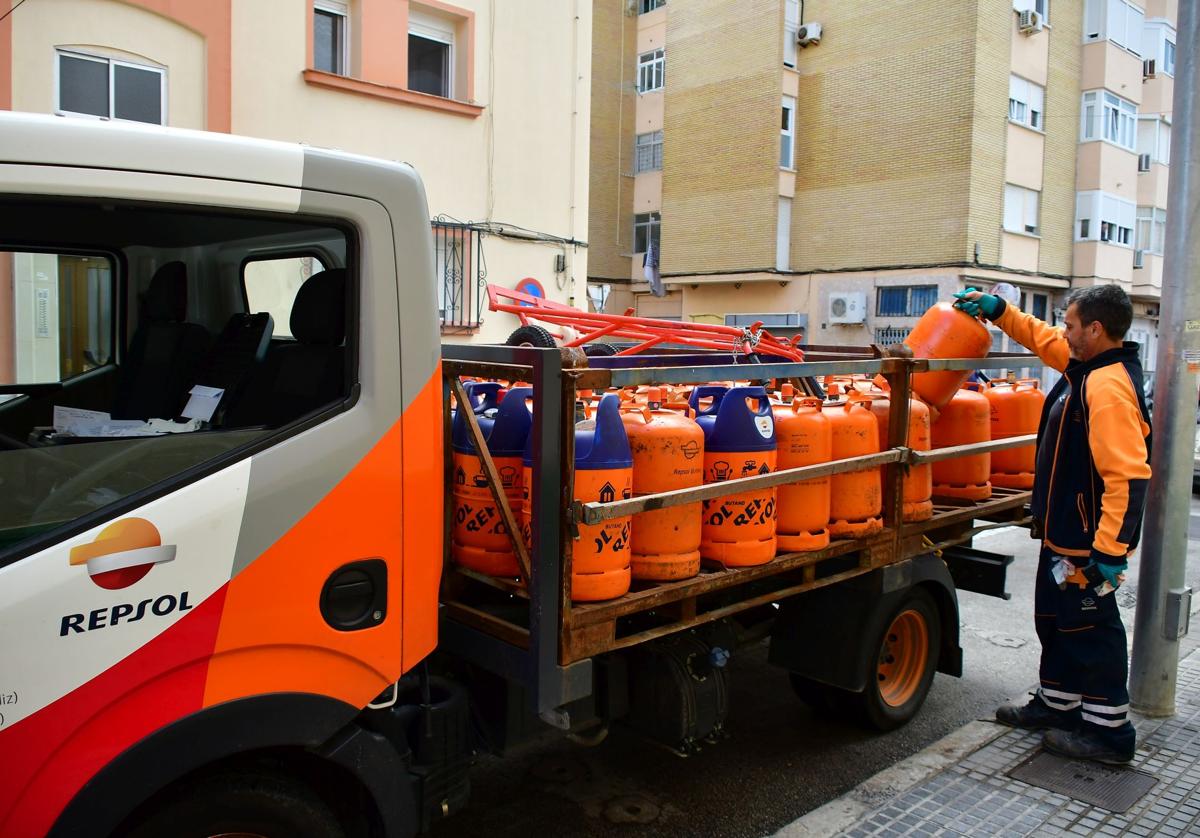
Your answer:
[431,500,1200,838]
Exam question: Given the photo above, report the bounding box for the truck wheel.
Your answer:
[121,771,346,838]
[506,325,557,348]
[852,587,940,731]
[583,342,618,357]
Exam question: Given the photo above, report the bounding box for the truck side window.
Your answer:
[0,199,353,562]
[243,254,327,340]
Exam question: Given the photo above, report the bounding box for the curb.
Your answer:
[773,720,1006,838]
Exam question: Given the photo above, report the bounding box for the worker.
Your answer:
[954,285,1151,765]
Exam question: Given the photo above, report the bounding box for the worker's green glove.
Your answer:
[953,288,1003,320]
[1096,561,1128,591]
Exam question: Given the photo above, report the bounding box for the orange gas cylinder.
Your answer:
[862,392,933,522]
[986,378,1045,489]
[621,389,705,580]
[931,382,992,500]
[572,393,634,600]
[827,395,883,538]
[691,385,778,567]
[773,394,832,551]
[903,302,992,411]
[452,384,531,577]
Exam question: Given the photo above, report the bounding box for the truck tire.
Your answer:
[505,325,557,348]
[851,587,940,731]
[120,771,346,838]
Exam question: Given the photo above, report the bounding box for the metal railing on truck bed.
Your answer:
[438,344,1044,721]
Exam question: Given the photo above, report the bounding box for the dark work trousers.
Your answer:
[1033,546,1135,743]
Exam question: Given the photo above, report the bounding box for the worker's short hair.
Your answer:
[1066,284,1133,340]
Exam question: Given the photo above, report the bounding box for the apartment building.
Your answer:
[0,0,590,352]
[589,0,1176,382]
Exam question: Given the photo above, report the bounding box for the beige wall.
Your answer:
[1137,163,1170,209]
[1002,232,1039,272]
[636,7,667,53]
[588,0,637,282]
[1009,17,1048,86]
[636,90,664,133]
[790,1,982,271]
[1039,5,1081,277]
[633,171,663,213]
[10,0,205,129]
[1074,241,1134,284]
[1144,0,1177,22]
[964,0,1012,269]
[1005,124,1044,191]
[660,0,780,274]
[1079,41,1144,105]
[1140,75,1173,116]
[1075,141,1139,201]
[1133,253,1164,297]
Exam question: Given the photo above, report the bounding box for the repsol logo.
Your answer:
[60,591,193,636]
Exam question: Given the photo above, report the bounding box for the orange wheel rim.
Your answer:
[876,609,928,707]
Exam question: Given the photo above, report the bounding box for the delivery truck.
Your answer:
[0,112,1040,838]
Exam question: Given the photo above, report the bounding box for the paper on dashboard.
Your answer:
[181,385,224,422]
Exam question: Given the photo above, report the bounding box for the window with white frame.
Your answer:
[409,9,455,98]
[56,50,165,124]
[637,49,664,93]
[1013,0,1049,23]
[634,212,660,254]
[1143,19,1176,76]
[1003,184,1041,235]
[635,131,663,173]
[784,0,800,68]
[639,0,665,12]
[1084,0,1144,55]
[1135,206,1166,256]
[313,1,349,75]
[1076,190,1136,246]
[1009,75,1044,130]
[780,96,796,169]
[1081,90,1137,150]
[1137,116,1171,165]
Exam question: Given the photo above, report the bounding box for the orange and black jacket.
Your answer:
[991,300,1153,566]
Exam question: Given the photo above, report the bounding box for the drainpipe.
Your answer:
[1128,0,1198,717]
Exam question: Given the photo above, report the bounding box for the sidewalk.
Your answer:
[779,646,1200,837]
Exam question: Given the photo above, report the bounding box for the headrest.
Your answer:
[291,268,347,345]
[142,261,188,322]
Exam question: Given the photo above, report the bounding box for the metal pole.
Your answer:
[1129,0,1199,716]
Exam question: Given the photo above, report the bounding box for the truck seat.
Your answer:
[224,269,347,429]
[111,262,211,420]
[192,311,275,424]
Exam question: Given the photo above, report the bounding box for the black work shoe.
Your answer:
[1043,727,1135,765]
[996,695,1078,731]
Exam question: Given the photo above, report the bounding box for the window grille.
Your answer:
[874,327,912,345]
[433,219,487,329]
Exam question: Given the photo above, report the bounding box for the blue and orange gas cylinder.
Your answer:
[986,378,1044,489]
[773,386,832,552]
[691,385,777,566]
[621,388,705,580]
[451,384,532,577]
[572,393,634,600]
[827,393,884,538]
[932,381,992,500]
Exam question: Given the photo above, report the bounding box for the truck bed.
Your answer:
[438,344,1038,717]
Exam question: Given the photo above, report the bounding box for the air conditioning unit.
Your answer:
[1017,9,1043,33]
[1138,153,1152,172]
[828,291,866,325]
[1143,59,1157,78]
[1134,249,1146,269]
[796,21,822,47]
